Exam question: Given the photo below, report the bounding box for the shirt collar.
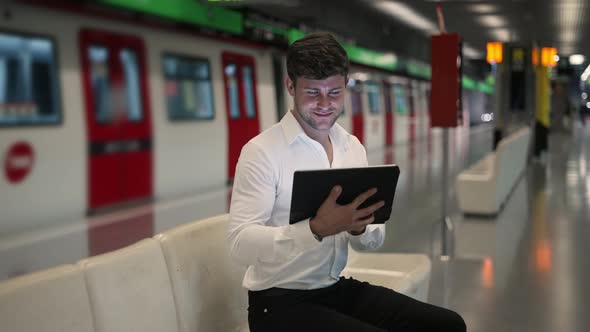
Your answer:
[280,110,305,145]
[280,110,350,150]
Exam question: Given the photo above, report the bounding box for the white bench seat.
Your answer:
[344,251,431,301]
[456,127,531,215]
[78,238,179,332]
[1,214,432,332]
[157,214,431,332]
[156,215,249,332]
[0,264,95,332]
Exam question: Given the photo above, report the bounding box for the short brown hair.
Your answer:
[286,32,349,83]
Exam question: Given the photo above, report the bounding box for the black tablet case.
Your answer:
[289,165,400,224]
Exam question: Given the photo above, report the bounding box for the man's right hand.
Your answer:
[309,185,385,238]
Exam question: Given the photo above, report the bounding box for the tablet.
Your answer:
[289,165,400,225]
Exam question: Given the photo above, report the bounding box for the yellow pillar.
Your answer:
[535,65,550,128]
[533,64,550,157]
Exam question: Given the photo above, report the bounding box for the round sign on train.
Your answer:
[4,141,35,184]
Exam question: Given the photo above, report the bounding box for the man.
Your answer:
[228,32,466,332]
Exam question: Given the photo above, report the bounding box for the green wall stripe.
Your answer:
[99,0,243,34]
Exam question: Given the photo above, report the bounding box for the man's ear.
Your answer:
[286,77,296,97]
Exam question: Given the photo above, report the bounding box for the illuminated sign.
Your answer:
[486,42,503,64]
[541,47,557,67]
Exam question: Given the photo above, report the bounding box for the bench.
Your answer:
[455,127,531,215]
[0,264,95,332]
[1,214,431,332]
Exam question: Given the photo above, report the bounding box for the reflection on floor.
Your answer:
[424,124,590,332]
[2,122,590,331]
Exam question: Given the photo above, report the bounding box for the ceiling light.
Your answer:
[490,28,511,42]
[374,1,438,34]
[477,15,507,28]
[560,30,576,43]
[581,64,590,81]
[463,44,483,59]
[569,54,585,65]
[378,53,398,64]
[559,46,575,55]
[556,2,582,55]
[469,4,498,14]
[556,2,583,26]
[351,72,369,81]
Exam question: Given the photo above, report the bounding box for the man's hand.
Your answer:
[348,224,368,236]
[309,186,384,238]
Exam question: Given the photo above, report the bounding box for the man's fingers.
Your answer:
[355,200,385,220]
[351,188,378,208]
[327,185,342,202]
[352,214,375,228]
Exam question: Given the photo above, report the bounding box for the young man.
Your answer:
[228,32,466,332]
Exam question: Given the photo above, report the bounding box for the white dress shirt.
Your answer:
[228,111,385,291]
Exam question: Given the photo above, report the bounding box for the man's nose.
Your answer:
[317,94,330,109]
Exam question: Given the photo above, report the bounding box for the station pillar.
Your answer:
[491,43,510,148]
[533,59,551,158]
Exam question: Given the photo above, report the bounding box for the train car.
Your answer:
[0,1,490,238]
[0,2,282,235]
[336,70,432,152]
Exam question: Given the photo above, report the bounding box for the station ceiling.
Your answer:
[223,0,590,62]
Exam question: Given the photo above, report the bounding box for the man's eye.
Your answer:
[329,91,341,96]
[306,91,319,96]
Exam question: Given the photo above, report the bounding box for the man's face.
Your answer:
[287,75,347,133]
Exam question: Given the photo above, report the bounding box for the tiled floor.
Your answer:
[425,125,590,332]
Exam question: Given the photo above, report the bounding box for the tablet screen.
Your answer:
[289,165,400,224]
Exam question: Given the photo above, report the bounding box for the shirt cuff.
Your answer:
[348,225,382,250]
[287,218,321,250]
[349,231,369,245]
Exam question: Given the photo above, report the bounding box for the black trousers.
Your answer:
[248,277,466,332]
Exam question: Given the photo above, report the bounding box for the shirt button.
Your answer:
[263,308,268,313]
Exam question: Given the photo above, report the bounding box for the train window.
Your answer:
[242,66,256,118]
[224,63,240,119]
[0,32,61,126]
[393,85,408,115]
[366,81,380,114]
[163,54,215,121]
[120,49,143,122]
[89,46,113,123]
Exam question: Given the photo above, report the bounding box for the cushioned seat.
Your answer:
[156,214,432,332]
[345,250,431,301]
[156,214,249,332]
[0,264,95,332]
[0,214,432,332]
[78,238,179,332]
[456,127,531,215]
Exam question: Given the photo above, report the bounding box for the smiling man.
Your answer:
[228,32,466,332]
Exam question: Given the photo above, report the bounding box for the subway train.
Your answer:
[0,2,490,235]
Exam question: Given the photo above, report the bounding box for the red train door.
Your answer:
[79,29,153,211]
[408,82,416,143]
[383,82,394,146]
[222,52,260,181]
[350,89,364,144]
